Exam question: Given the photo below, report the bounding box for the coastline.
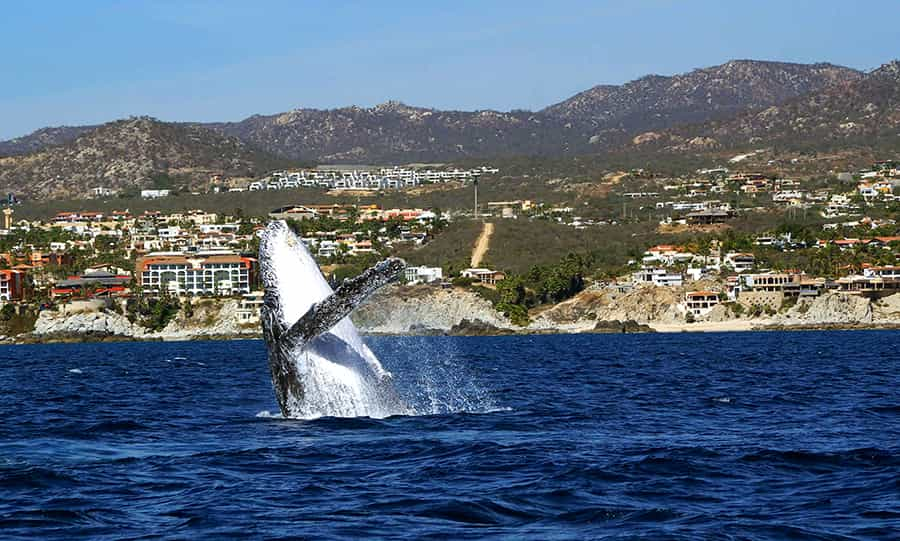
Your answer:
[5,321,900,346]
[5,285,899,345]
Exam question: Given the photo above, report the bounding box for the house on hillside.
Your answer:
[461,268,506,285]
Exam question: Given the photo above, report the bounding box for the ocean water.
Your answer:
[1,331,899,539]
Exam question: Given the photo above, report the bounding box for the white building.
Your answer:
[633,268,684,287]
[404,266,443,285]
[140,189,171,199]
[724,252,755,273]
[236,291,264,324]
[684,291,721,316]
[137,251,255,296]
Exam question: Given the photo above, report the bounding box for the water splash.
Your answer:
[372,336,501,416]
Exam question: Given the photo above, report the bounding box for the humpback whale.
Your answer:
[259,220,408,418]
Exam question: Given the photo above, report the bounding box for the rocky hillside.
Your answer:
[0,58,890,192]
[207,61,859,162]
[0,125,95,157]
[544,60,860,130]
[206,101,584,163]
[634,60,900,152]
[0,117,287,200]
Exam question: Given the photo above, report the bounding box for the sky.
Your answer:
[2,0,898,139]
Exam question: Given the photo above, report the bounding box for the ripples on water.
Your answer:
[1,331,899,539]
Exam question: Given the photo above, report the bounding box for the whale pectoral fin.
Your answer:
[280,257,405,349]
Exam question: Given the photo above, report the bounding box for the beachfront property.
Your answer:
[684,291,721,316]
[836,275,900,297]
[236,291,265,324]
[136,251,257,296]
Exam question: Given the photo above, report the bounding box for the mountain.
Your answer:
[631,60,900,152]
[205,101,585,163]
[542,60,861,130]
[0,117,287,200]
[204,60,860,162]
[0,125,96,157]
[0,58,889,200]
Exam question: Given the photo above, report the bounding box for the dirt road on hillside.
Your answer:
[470,222,494,267]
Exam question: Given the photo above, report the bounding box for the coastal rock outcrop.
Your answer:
[353,285,513,334]
[776,292,874,325]
[31,298,259,341]
[33,310,146,338]
[529,284,687,331]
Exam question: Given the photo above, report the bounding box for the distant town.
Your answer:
[1,155,899,338]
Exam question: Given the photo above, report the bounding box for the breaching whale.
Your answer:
[259,220,408,418]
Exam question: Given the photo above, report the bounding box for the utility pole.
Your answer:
[473,178,479,220]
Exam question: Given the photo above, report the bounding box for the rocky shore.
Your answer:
[5,284,900,345]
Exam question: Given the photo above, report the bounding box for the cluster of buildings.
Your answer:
[630,230,900,318]
[624,160,899,226]
[247,165,499,192]
[268,204,438,224]
[0,202,450,317]
[857,160,900,201]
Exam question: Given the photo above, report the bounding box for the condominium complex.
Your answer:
[136,251,257,296]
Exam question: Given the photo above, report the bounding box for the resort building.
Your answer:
[836,275,900,297]
[137,251,257,296]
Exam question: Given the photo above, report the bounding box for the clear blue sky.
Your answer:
[2,0,897,139]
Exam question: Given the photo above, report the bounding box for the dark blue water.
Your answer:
[1,332,899,540]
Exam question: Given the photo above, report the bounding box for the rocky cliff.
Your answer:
[31,299,259,341]
[16,287,900,343]
[353,285,513,334]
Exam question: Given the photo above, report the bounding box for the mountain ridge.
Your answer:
[0,117,288,200]
[1,58,897,201]
[627,60,900,153]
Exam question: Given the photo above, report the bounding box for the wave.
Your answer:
[740,447,899,468]
[83,420,148,434]
[0,464,80,490]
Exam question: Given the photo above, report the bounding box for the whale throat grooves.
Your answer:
[258,220,408,419]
